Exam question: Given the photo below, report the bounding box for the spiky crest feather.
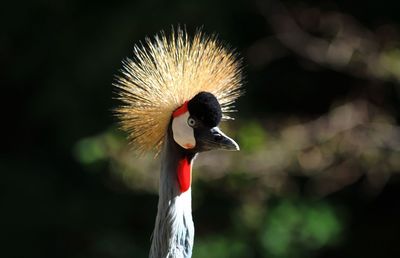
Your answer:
[114,27,242,154]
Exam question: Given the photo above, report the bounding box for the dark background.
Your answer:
[2,0,400,257]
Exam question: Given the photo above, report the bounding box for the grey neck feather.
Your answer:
[149,130,196,258]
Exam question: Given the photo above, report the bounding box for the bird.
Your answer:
[114,27,243,258]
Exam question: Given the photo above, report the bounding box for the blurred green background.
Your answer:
[3,0,400,257]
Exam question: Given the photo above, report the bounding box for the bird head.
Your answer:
[171,91,239,153]
[114,27,243,155]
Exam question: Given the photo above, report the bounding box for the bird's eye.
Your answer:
[187,117,196,127]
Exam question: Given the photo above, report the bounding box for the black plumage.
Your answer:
[188,92,222,128]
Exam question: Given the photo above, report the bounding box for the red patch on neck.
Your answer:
[177,156,191,193]
[172,101,188,118]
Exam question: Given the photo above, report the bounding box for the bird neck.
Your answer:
[149,131,196,258]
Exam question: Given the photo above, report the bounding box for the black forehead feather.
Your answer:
[187,92,222,127]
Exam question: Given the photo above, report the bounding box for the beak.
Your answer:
[196,127,240,151]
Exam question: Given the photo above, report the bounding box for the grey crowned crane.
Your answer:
[114,28,243,258]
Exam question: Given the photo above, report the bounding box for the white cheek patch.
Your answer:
[172,111,196,149]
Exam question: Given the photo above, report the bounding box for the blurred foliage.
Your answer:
[194,235,248,258]
[261,200,342,258]
[4,0,400,258]
[238,122,268,153]
[74,128,124,165]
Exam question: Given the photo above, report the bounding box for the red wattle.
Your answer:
[177,156,191,193]
[172,101,188,118]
